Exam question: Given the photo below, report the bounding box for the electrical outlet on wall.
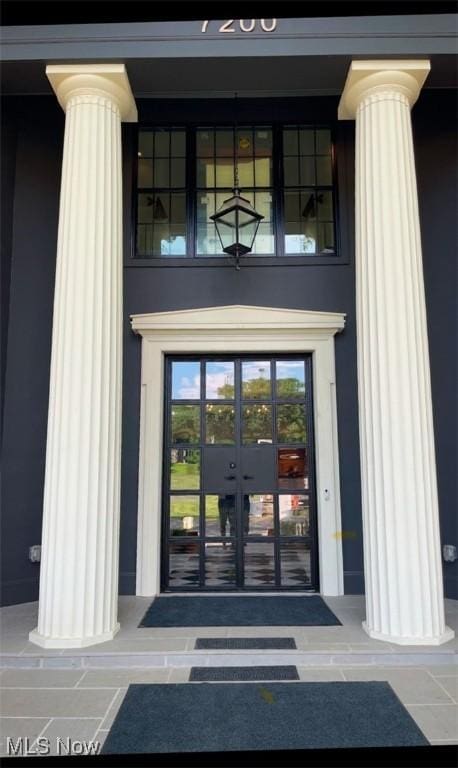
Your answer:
[29,545,41,563]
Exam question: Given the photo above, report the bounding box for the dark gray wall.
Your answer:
[1,98,17,438]
[1,90,456,605]
[1,97,62,604]
[414,91,458,599]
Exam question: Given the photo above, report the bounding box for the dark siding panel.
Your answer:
[1,98,62,605]
[414,91,458,600]
[1,99,17,439]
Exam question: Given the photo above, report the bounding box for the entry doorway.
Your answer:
[162,355,319,591]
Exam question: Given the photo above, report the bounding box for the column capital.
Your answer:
[338,60,430,120]
[46,63,137,122]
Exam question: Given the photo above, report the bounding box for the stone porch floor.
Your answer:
[0,596,457,755]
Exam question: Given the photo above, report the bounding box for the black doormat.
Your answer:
[139,595,341,627]
[189,665,300,681]
[101,682,428,754]
[195,637,297,649]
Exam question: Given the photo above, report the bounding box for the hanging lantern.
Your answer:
[211,188,264,266]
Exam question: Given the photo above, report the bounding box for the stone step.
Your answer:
[1,648,455,670]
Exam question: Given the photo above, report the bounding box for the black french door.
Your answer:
[161,355,319,591]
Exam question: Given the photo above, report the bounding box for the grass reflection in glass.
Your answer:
[170,495,200,535]
[170,449,200,490]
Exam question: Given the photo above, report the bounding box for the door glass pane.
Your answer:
[279,494,310,536]
[169,541,200,587]
[278,448,308,490]
[170,449,200,490]
[242,404,272,444]
[276,361,306,398]
[205,543,236,587]
[205,361,235,399]
[169,495,200,535]
[245,494,274,536]
[277,404,307,443]
[244,542,275,586]
[280,541,311,586]
[172,361,200,400]
[171,405,200,444]
[205,494,236,538]
[242,361,271,399]
[205,405,235,444]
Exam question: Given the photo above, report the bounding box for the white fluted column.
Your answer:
[339,61,453,645]
[29,65,137,648]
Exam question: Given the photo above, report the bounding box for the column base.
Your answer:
[363,620,455,646]
[29,623,120,649]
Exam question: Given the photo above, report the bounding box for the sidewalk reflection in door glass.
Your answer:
[246,494,274,536]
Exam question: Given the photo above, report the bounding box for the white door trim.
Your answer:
[131,305,346,597]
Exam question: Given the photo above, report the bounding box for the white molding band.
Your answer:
[339,61,454,645]
[29,65,137,649]
[131,305,346,598]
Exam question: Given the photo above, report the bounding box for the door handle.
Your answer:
[243,474,254,480]
[224,475,236,480]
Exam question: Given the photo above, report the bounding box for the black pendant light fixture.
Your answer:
[210,95,264,270]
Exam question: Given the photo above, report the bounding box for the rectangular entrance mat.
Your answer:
[101,682,429,754]
[195,637,297,649]
[139,595,341,627]
[189,665,300,681]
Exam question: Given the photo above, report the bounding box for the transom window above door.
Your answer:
[134,125,337,261]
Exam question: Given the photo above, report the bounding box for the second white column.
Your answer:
[339,61,453,645]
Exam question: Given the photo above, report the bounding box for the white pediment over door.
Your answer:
[131,305,346,335]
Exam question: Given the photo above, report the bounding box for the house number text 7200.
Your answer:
[201,20,277,33]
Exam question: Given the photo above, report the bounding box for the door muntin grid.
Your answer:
[162,355,318,591]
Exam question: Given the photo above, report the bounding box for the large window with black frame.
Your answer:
[135,125,336,260]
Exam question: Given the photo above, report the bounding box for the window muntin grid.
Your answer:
[282,127,335,255]
[134,125,337,259]
[196,126,274,256]
[136,128,187,258]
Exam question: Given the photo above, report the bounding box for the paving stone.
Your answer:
[0,670,84,688]
[434,677,458,703]
[61,638,188,655]
[0,688,116,718]
[297,668,345,681]
[39,718,102,755]
[78,669,170,687]
[406,705,458,741]
[99,689,127,730]
[0,717,50,743]
[168,668,191,683]
[341,668,454,705]
[428,665,458,677]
